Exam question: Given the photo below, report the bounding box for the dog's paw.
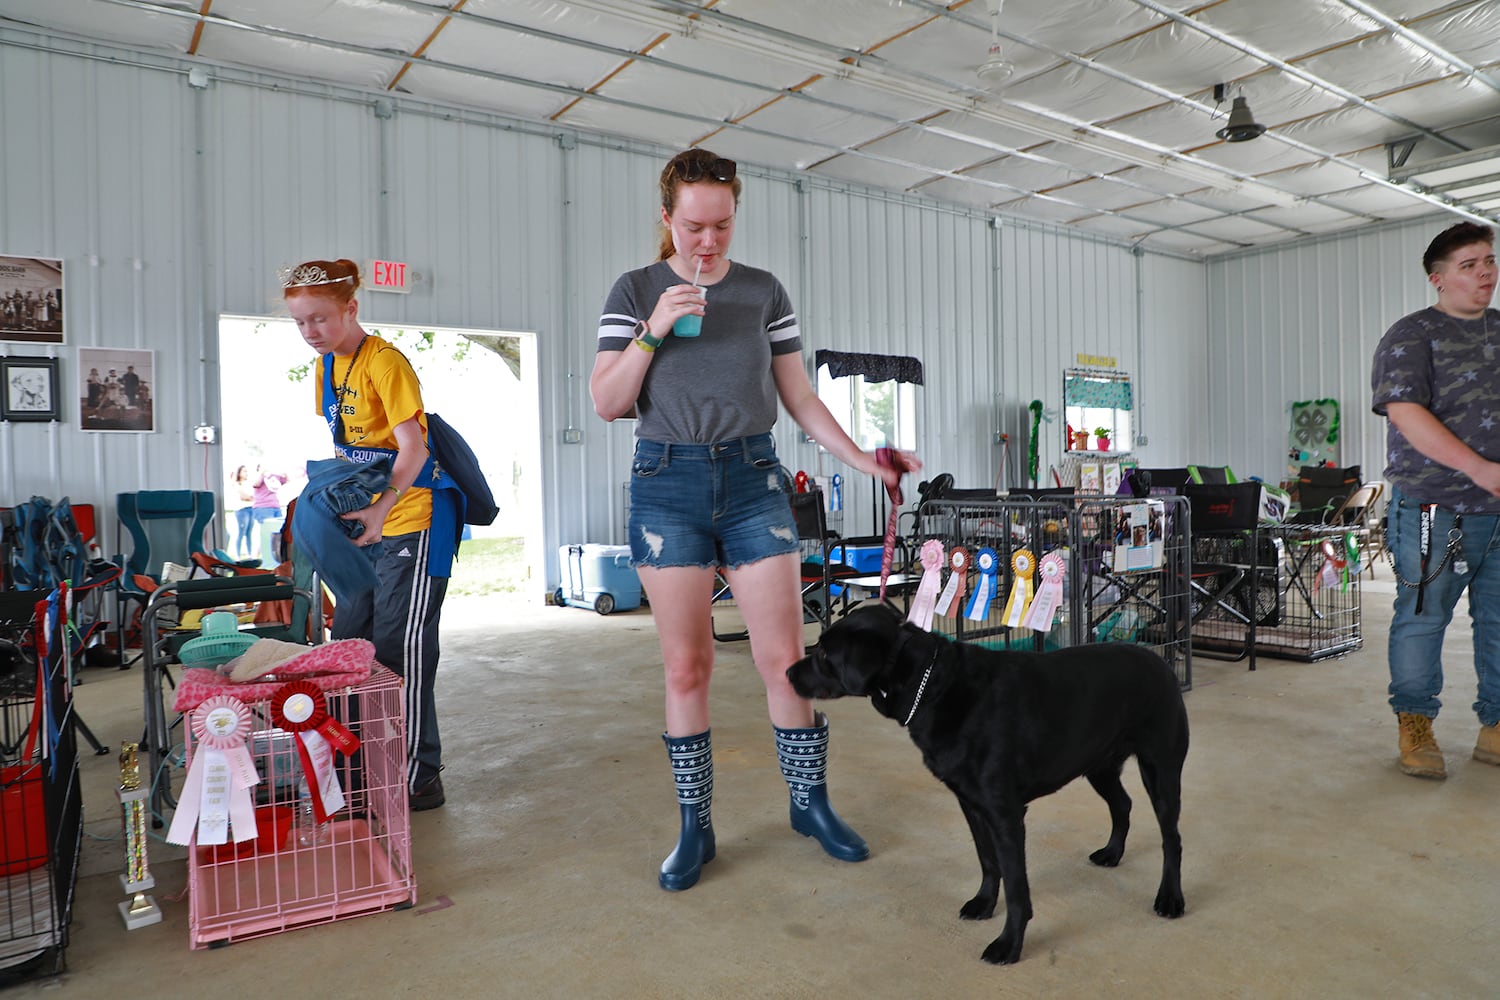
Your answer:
[981,932,1024,965]
[959,894,997,921]
[1088,845,1123,868]
[1153,887,1186,918]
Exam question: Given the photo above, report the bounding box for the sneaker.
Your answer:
[1474,723,1500,766]
[410,774,446,811]
[1397,713,1446,780]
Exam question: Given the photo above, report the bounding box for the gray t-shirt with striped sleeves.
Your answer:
[598,260,802,444]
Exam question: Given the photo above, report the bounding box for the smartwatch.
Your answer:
[633,319,665,352]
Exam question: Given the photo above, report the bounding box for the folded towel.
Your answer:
[226,638,315,682]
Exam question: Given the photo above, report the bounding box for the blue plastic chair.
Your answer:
[113,490,218,665]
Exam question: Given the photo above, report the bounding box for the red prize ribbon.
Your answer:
[935,546,969,617]
[271,681,361,823]
[270,680,361,755]
[794,470,810,493]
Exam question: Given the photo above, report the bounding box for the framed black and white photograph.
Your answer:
[79,346,155,432]
[0,356,62,422]
[0,255,65,345]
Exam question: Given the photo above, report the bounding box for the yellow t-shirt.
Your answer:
[314,334,432,536]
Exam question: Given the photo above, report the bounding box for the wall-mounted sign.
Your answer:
[1075,353,1116,368]
[369,259,411,293]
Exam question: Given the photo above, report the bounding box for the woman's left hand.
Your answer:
[339,504,386,546]
[869,448,922,493]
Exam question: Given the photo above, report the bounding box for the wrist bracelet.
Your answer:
[633,336,656,354]
[387,485,404,500]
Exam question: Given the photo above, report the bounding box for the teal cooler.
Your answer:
[555,543,642,615]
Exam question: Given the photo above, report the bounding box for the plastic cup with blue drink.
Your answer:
[673,256,706,337]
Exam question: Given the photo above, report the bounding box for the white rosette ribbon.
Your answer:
[166,696,259,846]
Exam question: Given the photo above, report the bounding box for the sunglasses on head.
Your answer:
[672,155,737,184]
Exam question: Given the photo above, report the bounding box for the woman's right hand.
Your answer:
[650,283,706,335]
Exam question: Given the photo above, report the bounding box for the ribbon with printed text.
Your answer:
[167,697,259,846]
[270,681,361,824]
[935,546,969,618]
[1021,551,1067,632]
[1314,538,1343,593]
[906,539,945,631]
[964,547,1001,622]
[1001,549,1036,628]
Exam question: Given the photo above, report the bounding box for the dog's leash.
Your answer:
[875,447,912,604]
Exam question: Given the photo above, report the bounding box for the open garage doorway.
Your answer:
[216,316,542,600]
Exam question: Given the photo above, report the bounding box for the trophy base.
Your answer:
[119,894,163,930]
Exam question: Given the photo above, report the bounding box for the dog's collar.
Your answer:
[900,646,940,728]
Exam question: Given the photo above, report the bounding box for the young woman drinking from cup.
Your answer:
[592,147,919,891]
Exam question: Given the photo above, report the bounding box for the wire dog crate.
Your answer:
[1191,523,1364,662]
[0,593,82,985]
[185,665,415,948]
[918,495,1192,691]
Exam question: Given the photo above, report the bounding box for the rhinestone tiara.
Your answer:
[278,263,355,288]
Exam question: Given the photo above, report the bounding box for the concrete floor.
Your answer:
[6,582,1500,998]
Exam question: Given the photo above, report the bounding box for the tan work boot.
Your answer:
[1397,713,1446,779]
[1474,723,1500,766]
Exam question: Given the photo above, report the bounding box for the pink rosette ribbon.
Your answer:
[935,546,969,618]
[1021,551,1067,633]
[166,696,260,847]
[270,681,361,823]
[906,539,946,631]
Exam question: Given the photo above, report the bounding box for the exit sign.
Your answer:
[369,259,412,293]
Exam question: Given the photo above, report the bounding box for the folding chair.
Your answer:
[1289,465,1362,525]
[711,487,882,643]
[113,490,217,666]
[43,499,123,673]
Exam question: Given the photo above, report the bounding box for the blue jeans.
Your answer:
[292,457,393,604]
[1386,485,1500,725]
[628,433,800,569]
[234,507,253,556]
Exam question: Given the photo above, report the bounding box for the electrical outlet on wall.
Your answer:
[193,424,217,444]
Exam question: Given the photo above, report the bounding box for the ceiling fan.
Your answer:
[977,0,1015,89]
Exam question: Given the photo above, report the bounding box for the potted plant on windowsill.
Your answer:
[1095,427,1111,451]
[1071,429,1090,451]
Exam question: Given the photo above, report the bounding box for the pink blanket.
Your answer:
[173,639,377,713]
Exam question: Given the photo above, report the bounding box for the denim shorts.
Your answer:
[627,433,800,570]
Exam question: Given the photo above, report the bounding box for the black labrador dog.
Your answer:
[786,604,1188,965]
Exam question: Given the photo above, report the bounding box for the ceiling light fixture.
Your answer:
[977,0,1014,89]
[1212,82,1266,143]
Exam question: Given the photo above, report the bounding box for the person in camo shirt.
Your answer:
[1370,221,1500,780]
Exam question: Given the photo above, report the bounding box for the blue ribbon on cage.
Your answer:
[964,548,1000,622]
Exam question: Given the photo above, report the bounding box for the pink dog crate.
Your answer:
[184,665,415,948]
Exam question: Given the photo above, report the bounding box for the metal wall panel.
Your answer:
[1206,216,1440,487]
[1,28,1219,590]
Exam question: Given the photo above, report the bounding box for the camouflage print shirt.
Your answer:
[1371,305,1500,513]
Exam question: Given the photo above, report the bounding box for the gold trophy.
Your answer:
[116,741,162,929]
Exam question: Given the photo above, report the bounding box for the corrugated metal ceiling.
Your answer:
[3,0,1498,255]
